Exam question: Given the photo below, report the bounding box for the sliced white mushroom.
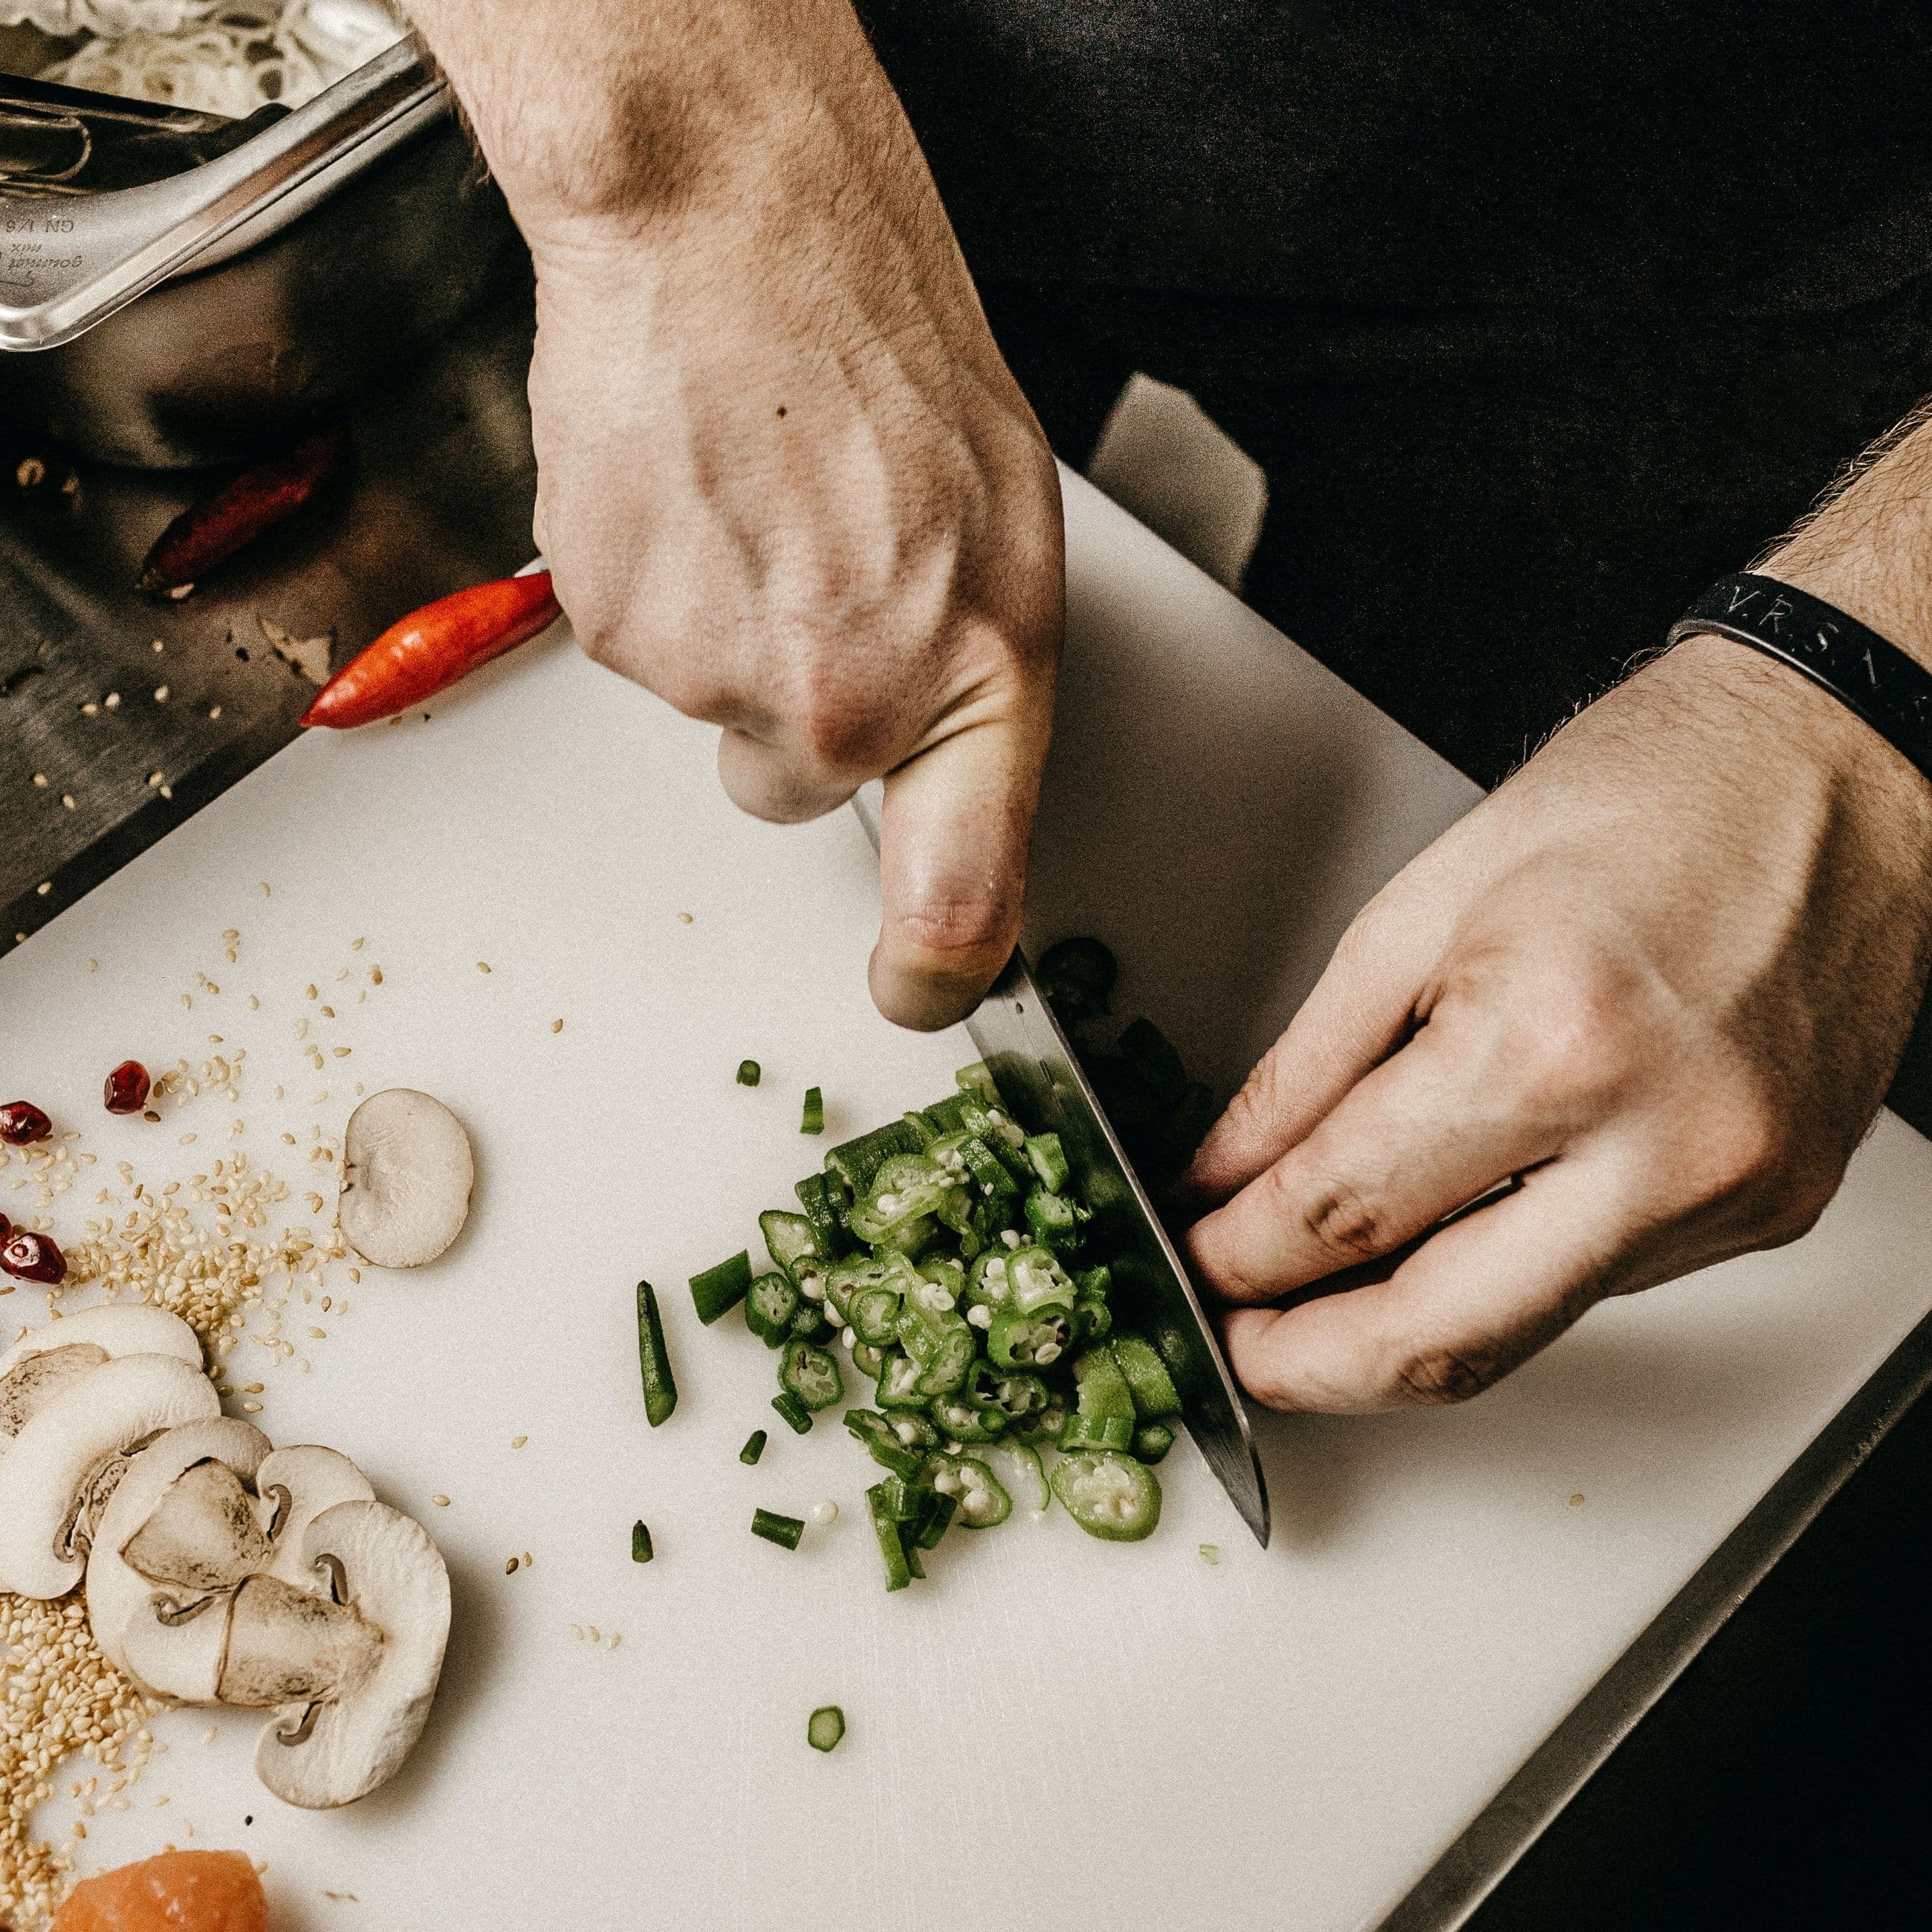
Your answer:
[218,1570,384,1709]
[123,1454,274,1591]
[120,1584,237,1705]
[0,1353,219,1598]
[252,1445,375,1585]
[337,1088,474,1268]
[85,1417,270,1682]
[0,1306,203,1455]
[250,1500,450,1809]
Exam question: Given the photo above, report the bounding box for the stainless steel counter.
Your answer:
[0,274,539,947]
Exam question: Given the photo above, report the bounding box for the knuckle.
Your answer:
[1273,1167,1387,1268]
[1450,947,1644,1118]
[1390,1341,1506,1407]
[894,891,1014,967]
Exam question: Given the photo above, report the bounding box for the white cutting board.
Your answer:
[6,472,1931,1932]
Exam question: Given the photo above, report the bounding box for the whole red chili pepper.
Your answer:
[300,571,562,730]
[138,424,351,595]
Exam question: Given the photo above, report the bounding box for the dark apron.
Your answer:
[859,0,1932,787]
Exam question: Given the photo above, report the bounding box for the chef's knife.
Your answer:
[851,788,1270,1547]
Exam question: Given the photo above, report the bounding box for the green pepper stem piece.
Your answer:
[751,1506,805,1550]
[689,1249,753,1326]
[865,1482,913,1591]
[740,1430,768,1466]
[635,1280,677,1427]
[808,1705,846,1753]
[800,1086,825,1135]
[737,1059,762,1086]
[631,1519,654,1563]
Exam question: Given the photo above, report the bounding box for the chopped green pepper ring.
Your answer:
[954,1060,1002,1105]
[1110,1332,1183,1420]
[737,1059,762,1087]
[1005,1245,1077,1315]
[631,1519,654,1563]
[851,1341,886,1379]
[1071,1296,1113,1346]
[781,1338,845,1411]
[1050,1450,1162,1542]
[825,1118,925,1195]
[800,1085,826,1135]
[967,1363,1049,1421]
[787,1297,830,1342]
[1132,1421,1177,1464]
[963,1248,1016,1312]
[759,1208,818,1272]
[928,1394,1007,1442]
[1023,1186,1086,1255]
[843,1407,927,1482]
[849,1286,903,1347]
[925,1453,1012,1529]
[986,1306,1072,1371]
[1023,1131,1070,1193]
[794,1171,848,1259]
[1059,1345,1137,1452]
[873,1349,928,1410]
[745,1271,800,1348]
[808,1705,846,1753]
[1008,1392,1070,1441]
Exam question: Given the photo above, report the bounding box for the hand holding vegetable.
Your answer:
[406,0,1064,1031]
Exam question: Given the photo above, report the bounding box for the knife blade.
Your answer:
[850,788,1270,1547]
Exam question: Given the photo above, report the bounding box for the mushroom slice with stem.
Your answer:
[85,1417,270,1682]
[250,1500,450,1809]
[122,1454,274,1592]
[218,1571,384,1711]
[120,1583,239,1705]
[0,1353,219,1598]
[252,1445,374,1583]
[337,1088,474,1269]
[0,1307,203,1454]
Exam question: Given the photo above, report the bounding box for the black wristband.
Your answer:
[1667,573,1932,788]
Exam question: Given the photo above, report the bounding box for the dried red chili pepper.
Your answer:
[103,1061,152,1114]
[1,1231,65,1284]
[137,424,351,596]
[0,1100,52,1145]
[300,571,562,730]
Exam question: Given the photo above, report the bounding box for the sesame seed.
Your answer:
[510,1434,528,1448]
[30,772,47,786]
[154,685,169,702]
[431,1494,450,1508]
[35,882,49,897]
[476,961,491,974]
[676,912,693,924]
[103,692,120,709]
[241,1399,262,1413]
[505,1557,519,1574]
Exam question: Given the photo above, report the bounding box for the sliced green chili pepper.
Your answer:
[1059,1344,1136,1452]
[751,1506,805,1549]
[1133,1421,1176,1464]
[912,1485,959,1549]
[781,1338,844,1411]
[966,1361,1049,1422]
[737,1059,762,1087]
[866,1482,912,1591]
[771,1390,814,1434]
[825,1118,924,1194]
[1051,1450,1161,1541]
[925,1452,1011,1529]
[745,1271,800,1347]
[929,1393,1008,1442]
[874,1349,928,1410]
[954,1061,1001,1104]
[987,1304,1073,1371]
[801,1086,825,1135]
[740,1429,768,1466]
[808,1705,846,1752]
[1110,1332,1183,1420]
[794,1171,848,1259]
[1023,1186,1086,1256]
[843,1407,927,1482]
[689,1249,753,1326]
[788,1297,831,1342]
[1072,1296,1113,1345]
[635,1280,677,1427]
[920,1092,975,1135]
[631,1519,654,1563]
[982,1439,1050,1513]
[851,1340,886,1378]
[1005,1245,1077,1315]
[1024,1132,1070,1193]
[1008,1390,1070,1442]
[849,1285,903,1346]
[899,1109,937,1147]
[759,1209,818,1272]
[957,1098,1031,1181]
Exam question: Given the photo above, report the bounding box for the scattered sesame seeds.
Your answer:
[510,1434,528,1449]
[103,693,120,710]
[676,912,693,924]
[476,961,491,974]
[30,773,47,788]
[550,1018,564,1034]
[241,1400,262,1413]
[505,1557,519,1575]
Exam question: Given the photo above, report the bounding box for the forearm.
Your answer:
[404,0,889,230]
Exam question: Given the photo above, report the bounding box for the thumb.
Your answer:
[869,705,1048,1031]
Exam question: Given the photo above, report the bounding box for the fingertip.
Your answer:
[866,942,1000,1031]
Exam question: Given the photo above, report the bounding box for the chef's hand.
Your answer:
[406,0,1063,1029]
[1184,617,1932,1412]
